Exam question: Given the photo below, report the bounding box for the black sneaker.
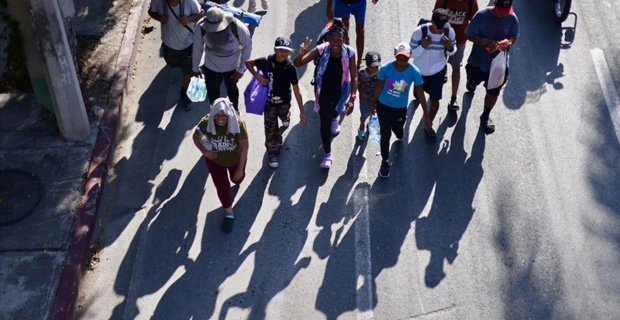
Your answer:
[379,160,390,178]
[180,89,193,111]
[466,81,476,93]
[425,127,437,143]
[448,100,460,111]
[222,215,234,233]
[480,116,496,134]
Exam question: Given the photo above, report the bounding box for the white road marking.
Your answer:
[354,131,374,320]
[590,49,620,144]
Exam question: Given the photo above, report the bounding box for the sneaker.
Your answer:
[425,127,437,143]
[248,1,256,12]
[379,160,390,178]
[180,88,193,111]
[466,81,476,93]
[320,153,333,169]
[269,155,279,168]
[222,214,234,233]
[261,0,269,10]
[330,118,341,135]
[281,115,291,128]
[357,129,367,141]
[448,100,460,111]
[480,116,496,134]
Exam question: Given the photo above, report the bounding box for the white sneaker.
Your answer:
[248,0,257,13]
[261,0,269,10]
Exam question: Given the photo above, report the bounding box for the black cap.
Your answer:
[274,36,293,52]
[364,51,381,67]
[432,8,451,29]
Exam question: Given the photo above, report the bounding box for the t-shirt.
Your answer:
[192,19,253,73]
[254,55,299,104]
[410,25,457,76]
[434,0,479,45]
[377,61,424,108]
[358,67,379,101]
[195,115,249,167]
[465,7,519,72]
[150,0,202,50]
[321,56,344,96]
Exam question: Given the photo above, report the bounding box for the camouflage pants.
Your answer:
[264,101,291,156]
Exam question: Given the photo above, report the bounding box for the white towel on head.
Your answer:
[206,98,241,135]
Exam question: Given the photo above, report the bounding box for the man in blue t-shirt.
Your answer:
[465,0,519,134]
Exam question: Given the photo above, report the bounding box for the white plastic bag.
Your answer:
[488,51,507,90]
[187,75,207,102]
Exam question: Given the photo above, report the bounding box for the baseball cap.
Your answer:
[495,0,514,15]
[394,42,411,58]
[274,36,294,52]
[365,51,381,67]
[432,8,451,29]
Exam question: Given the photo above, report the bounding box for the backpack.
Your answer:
[443,0,475,20]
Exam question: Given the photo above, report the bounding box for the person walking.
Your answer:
[357,51,381,140]
[148,0,204,110]
[245,36,306,168]
[293,25,358,169]
[193,98,249,233]
[410,8,456,142]
[248,0,269,13]
[465,0,519,133]
[192,6,253,112]
[369,43,429,178]
[433,0,479,111]
[326,0,379,68]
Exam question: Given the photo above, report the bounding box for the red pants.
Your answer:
[204,158,246,208]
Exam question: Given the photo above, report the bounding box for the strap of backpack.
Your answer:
[167,0,194,34]
[230,19,239,42]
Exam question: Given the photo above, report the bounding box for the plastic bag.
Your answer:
[488,51,507,90]
[368,115,380,143]
[187,75,207,102]
[244,70,269,115]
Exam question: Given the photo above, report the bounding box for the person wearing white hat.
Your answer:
[192,7,253,111]
[193,98,249,233]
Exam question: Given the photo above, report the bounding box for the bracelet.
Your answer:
[350,94,357,100]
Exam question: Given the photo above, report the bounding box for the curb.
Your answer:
[51,1,148,319]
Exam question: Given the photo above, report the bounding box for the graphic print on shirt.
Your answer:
[447,9,467,25]
[212,135,238,152]
[386,78,409,98]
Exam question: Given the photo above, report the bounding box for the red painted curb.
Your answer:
[51,1,148,319]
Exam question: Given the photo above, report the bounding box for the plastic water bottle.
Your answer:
[368,115,380,143]
[196,127,213,151]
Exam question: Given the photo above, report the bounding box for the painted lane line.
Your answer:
[590,49,620,144]
[353,129,374,320]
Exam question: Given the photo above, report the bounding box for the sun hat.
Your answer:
[203,7,234,33]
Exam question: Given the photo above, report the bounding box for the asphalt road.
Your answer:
[76,1,620,319]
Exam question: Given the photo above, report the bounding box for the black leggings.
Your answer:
[201,66,240,111]
[318,90,340,154]
[376,101,406,161]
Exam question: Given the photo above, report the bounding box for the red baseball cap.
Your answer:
[495,0,514,15]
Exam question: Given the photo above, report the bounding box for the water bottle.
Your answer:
[196,127,213,151]
[368,115,380,143]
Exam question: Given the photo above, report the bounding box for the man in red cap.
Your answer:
[464,0,519,134]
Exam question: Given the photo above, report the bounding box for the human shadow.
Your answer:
[415,94,486,288]
[504,1,577,109]
[291,0,328,80]
[314,99,437,318]
[109,158,205,319]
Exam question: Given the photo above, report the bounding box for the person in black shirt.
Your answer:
[246,37,306,168]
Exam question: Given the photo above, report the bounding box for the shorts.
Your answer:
[359,100,371,119]
[422,67,447,101]
[162,43,194,76]
[334,0,367,24]
[448,43,466,68]
[465,64,509,97]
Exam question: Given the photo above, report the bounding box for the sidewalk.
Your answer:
[0,0,147,319]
